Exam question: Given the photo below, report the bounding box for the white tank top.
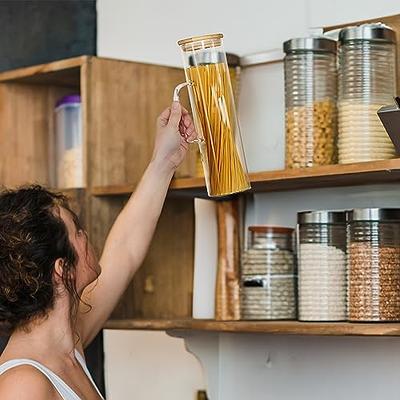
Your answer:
[0,349,104,400]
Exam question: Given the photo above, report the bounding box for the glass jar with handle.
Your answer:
[176,33,251,197]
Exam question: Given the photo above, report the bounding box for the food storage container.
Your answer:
[347,208,400,321]
[284,37,337,169]
[176,34,250,197]
[297,211,347,321]
[55,94,84,188]
[195,53,241,177]
[241,226,296,320]
[338,23,397,163]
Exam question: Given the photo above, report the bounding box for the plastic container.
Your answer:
[297,211,347,321]
[55,94,84,188]
[241,226,296,320]
[338,23,397,163]
[177,34,250,197]
[347,208,400,321]
[284,37,337,169]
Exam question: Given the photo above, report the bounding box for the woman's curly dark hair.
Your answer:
[0,185,84,335]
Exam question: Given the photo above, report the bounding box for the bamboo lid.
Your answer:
[178,33,223,51]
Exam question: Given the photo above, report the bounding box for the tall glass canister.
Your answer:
[284,37,337,169]
[338,23,397,163]
[178,34,250,197]
[241,226,296,320]
[297,211,347,321]
[347,208,400,321]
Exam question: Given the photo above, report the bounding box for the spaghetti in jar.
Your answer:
[178,33,250,197]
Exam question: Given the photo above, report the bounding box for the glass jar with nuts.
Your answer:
[283,37,337,169]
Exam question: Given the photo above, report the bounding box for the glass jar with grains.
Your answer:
[297,211,347,321]
[347,208,400,322]
[241,226,296,320]
[284,37,337,169]
[338,23,397,163]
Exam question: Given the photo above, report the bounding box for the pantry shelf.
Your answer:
[104,319,400,336]
[92,158,400,197]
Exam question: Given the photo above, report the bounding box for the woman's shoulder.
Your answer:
[0,364,59,399]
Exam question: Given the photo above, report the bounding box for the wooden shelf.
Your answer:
[104,319,400,336]
[0,55,87,87]
[92,158,400,197]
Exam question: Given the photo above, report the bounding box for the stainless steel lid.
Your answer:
[339,23,396,43]
[188,52,239,67]
[347,208,400,222]
[283,37,337,53]
[298,210,346,224]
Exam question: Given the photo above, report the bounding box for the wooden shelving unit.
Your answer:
[92,158,400,197]
[104,319,400,336]
[2,12,400,337]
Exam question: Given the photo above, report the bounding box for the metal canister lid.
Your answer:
[297,210,346,224]
[339,23,396,43]
[248,226,293,235]
[283,37,337,53]
[188,52,239,67]
[347,208,400,222]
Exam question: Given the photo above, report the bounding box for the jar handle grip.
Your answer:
[172,81,202,144]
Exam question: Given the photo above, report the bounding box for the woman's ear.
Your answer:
[53,258,64,285]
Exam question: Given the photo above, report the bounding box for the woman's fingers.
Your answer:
[167,102,182,128]
[157,107,171,127]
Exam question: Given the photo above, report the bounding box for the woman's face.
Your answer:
[60,207,101,292]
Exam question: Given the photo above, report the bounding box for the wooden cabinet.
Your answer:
[0,56,195,321]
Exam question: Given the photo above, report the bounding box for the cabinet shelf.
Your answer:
[104,319,400,336]
[92,158,400,197]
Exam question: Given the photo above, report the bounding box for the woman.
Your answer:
[0,101,196,399]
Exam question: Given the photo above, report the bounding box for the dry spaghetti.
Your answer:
[186,62,250,197]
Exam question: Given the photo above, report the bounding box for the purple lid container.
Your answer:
[55,94,81,109]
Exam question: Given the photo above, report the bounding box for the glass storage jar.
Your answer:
[347,208,400,321]
[55,94,84,188]
[241,226,296,320]
[177,34,250,197]
[338,23,397,164]
[297,211,347,321]
[284,37,337,169]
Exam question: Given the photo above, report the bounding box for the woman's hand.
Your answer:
[152,101,197,172]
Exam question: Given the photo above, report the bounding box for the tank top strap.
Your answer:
[0,358,81,400]
[74,349,104,399]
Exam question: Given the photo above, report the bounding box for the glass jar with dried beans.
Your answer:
[241,226,296,320]
[347,208,400,322]
[284,37,337,169]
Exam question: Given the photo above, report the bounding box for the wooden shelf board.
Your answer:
[104,319,400,336]
[92,158,400,197]
[0,56,89,87]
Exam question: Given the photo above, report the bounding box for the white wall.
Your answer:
[98,1,400,399]
[103,330,205,399]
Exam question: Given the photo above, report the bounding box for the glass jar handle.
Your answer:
[172,81,202,144]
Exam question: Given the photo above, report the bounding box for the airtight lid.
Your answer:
[55,94,81,109]
[339,23,396,43]
[347,208,400,222]
[178,33,223,52]
[298,210,346,224]
[283,37,337,53]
